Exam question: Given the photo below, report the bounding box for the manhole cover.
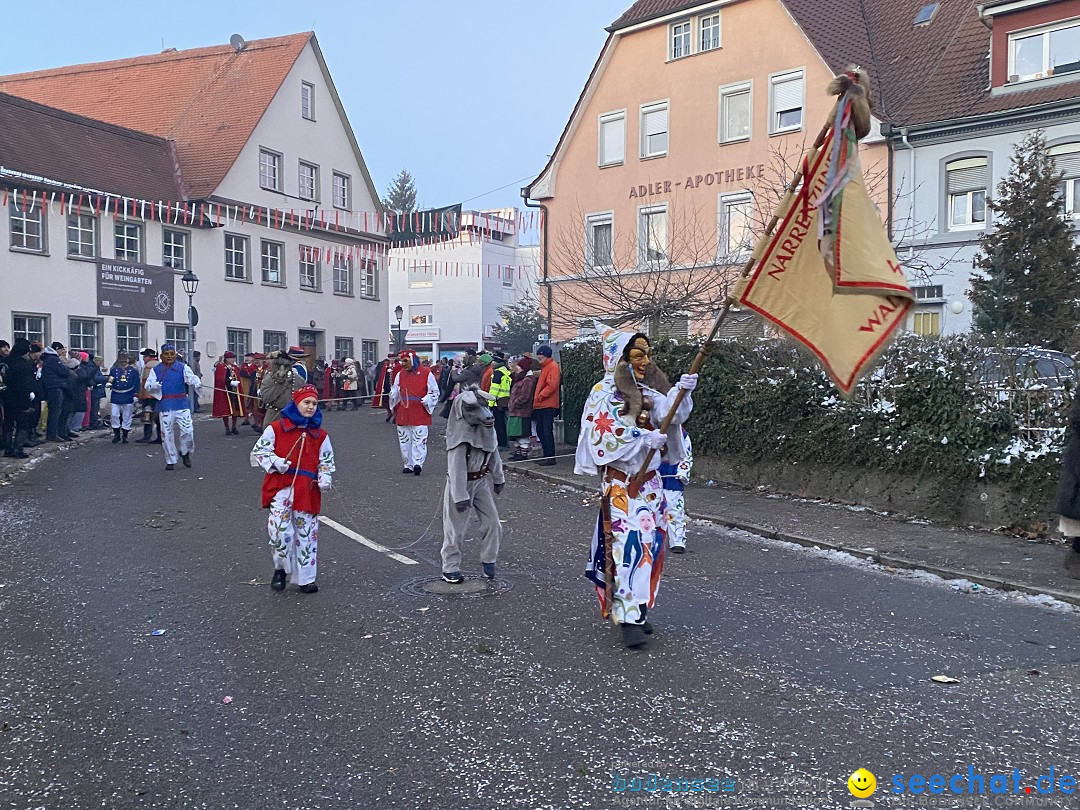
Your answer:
[399,574,514,598]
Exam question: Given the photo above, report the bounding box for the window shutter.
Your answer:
[947,160,988,192]
[773,75,803,111]
[644,106,669,136]
[1052,150,1080,178]
[601,117,625,164]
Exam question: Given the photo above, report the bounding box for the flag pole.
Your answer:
[627,99,842,497]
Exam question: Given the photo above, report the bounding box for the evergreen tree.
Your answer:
[969,130,1080,351]
[382,169,418,213]
[493,292,545,355]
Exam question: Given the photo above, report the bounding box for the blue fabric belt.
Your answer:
[285,467,318,480]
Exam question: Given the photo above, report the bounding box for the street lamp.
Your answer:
[181,269,199,368]
[392,305,405,353]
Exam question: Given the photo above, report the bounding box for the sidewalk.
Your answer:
[508,451,1080,608]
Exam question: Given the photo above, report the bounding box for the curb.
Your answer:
[508,465,1080,609]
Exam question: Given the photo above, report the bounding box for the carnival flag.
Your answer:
[733,128,913,397]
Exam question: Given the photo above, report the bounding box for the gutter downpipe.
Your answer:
[521,187,550,342]
[899,127,916,261]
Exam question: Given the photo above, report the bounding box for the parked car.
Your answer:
[977,347,1077,391]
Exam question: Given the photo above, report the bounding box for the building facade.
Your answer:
[387,210,539,360]
[0,33,387,368]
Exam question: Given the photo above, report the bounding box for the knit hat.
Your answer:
[292,384,319,405]
[78,352,89,362]
[517,356,533,371]
[536,345,553,358]
[478,352,493,365]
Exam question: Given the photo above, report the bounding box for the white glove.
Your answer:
[273,456,290,474]
[230,380,240,388]
[28,392,35,402]
[677,373,699,392]
[318,476,332,492]
[644,429,667,450]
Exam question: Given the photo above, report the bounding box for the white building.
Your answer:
[387,210,539,360]
[0,33,388,370]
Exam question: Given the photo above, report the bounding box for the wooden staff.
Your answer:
[600,482,616,619]
[627,101,842,498]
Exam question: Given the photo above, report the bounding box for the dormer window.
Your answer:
[1009,19,1080,82]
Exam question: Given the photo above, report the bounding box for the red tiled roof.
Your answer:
[0,33,310,199]
[609,0,705,30]
[0,92,183,201]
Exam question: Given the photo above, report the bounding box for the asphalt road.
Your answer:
[0,409,1078,810]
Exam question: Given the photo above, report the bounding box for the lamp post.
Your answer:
[181,269,199,368]
[392,305,405,353]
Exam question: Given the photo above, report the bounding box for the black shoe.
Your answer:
[112,429,122,444]
[122,430,129,444]
[620,623,649,649]
[413,465,422,476]
[298,582,319,594]
[441,571,464,584]
[8,451,29,459]
[482,562,496,579]
[669,545,686,554]
[181,453,192,468]
[385,414,393,422]
[241,420,250,426]
[535,458,556,467]
[61,434,76,441]
[165,463,176,470]
[24,438,41,447]
[271,569,287,592]
[231,428,240,435]
[252,424,261,433]
[403,467,413,475]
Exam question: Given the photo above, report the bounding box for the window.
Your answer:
[227,329,251,358]
[700,13,721,52]
[116,321,145,356]
[162,228,189,270]
[719,81,751,143]
[598,111,626,167]
[946,157,988,230]
[333,254,353,295]
[67,214,97,258]
[769,70,804,134]
[225,234,249,280]
[165,324,189,353]
[263,330,287,354]
[299,246,320,290]
[408,261,433,288]
[69,318,100,357]
[1009,20,1080,82]
[718,194,754,260]
[334,337,354,361]
[333,172,351,210]
[361,339,378,367]
[259,149,282,191]
[670,21,691,59]
[1051,143,1080,218]
[914,3,939,26]
[301,81,315,120]
[10,200,45,252]
[640,101,669,159]
[502,265,514,288]
[114,221,142,262]
[409,304,433,325]
[912,309,941,336]
[261,240,284,285]
[13,314,47,345]
[299,161,319,201]
[639,205,668,264]
[586,212,614,268]
[912,285,944,300]
[359,259,377,299]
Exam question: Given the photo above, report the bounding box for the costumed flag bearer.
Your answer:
[250,384,334,594]
[144,343,201,470]
[106,352,140,444]
[389,349,439,475]
[575,324,696,649]
[213,351,245,435]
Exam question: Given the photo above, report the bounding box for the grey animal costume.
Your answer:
[442,387,506,575]
[258,353,304,425]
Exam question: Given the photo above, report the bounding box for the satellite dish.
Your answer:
[229,34,246,53]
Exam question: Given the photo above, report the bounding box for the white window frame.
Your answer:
[259,148,282,191]
[717,192,755,262]
[585,211,614,269]
[408,261,433,289]
[640,100,669,159]
[299,161,319,202]
[12,313,48,345]
[299,246,321,290]
[361,339,378,366]
[69,318,101,357]
[261,239,285,285]
[358,259,377,300]
[263,330,287,354]
[9,200,46,253]
[332,172,351,210]
[116,320,146,356]
[224,233,250,281]
[334,337,354,361]
[718,80,752,144]
[1008,19,1080,82]
[699,12,721,53]
[1051,143,1080,219]
[597,110,626,168]
[334,254,354,296]
[67,213,97,258]
[768,69,805,135]
[226,329,251,358]
[409,303,434,326]
[669,20,692,60]
[638,204,669,265]
[114,220,143,263]
[946,157,989,232]
[162,228,189,270]
[301,81,315,120]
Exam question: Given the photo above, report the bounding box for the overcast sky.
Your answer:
[0,1,631,227]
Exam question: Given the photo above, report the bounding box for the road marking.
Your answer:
[318,516,419,565]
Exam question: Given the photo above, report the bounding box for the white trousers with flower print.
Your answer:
[267,488,318,586]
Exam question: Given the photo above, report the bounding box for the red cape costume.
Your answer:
[371,359,398,409]
[212,363,245,417]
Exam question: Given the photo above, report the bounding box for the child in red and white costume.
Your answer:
[389,350,439,475]
[250,384,335,594]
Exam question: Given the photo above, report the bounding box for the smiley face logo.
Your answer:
[847,768,876,798]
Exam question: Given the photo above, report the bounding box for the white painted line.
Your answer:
[319,516,419,566]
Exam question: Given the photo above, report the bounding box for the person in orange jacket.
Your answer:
[532,346,560,466]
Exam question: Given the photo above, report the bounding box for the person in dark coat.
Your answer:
[1056,391,1080,577]
[2,339,36,458]
[40,345,75,441]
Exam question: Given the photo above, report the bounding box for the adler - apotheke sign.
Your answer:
[628,163,767,198]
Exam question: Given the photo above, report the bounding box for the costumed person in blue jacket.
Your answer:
[106,352,141,444]
[575,323,696,648]
[144,343,202,470]
[659,429,693,554]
